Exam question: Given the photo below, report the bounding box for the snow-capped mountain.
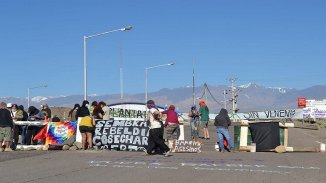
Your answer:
[1,84,326,112]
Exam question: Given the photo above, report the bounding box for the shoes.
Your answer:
[143,149,149,156]
[164,150,171,157]
[4,148,13,152]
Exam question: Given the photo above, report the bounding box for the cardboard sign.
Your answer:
[93,119,149,151]
[173,140,201,153]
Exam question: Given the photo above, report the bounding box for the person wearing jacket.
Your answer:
[214,108,234,152]
[99,101,110,120]
[26,106,45,145]
[162,105,179,149]
[11,104,24,149]
[0,102,14,152]
[199,101,210,140]
[76,100,90,118]
[189,105,200,140]
[68,104,80,122]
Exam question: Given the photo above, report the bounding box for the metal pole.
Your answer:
[145,68,148,121]
[83,36,87,101]
[192,61,195,105]
[145,68,148,105]
[120,67,123,99]
[223,90,227,109]
[27,88,30,108]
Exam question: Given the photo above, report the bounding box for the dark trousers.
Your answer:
[146,128,169,154]
[12,125,22,148]
[26,126,40,145]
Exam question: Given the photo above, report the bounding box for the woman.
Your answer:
[18,105,28,145]
[162,105,179,149]
[199,101,210,140]
[145,100,170,156]
[78,114,95,150]
[68,104,80,121]
[214,108,233,152]
[76,100,90,118]
[26,106,45,145]
[92,104,104,119]
[188,105,200,140]
[11,104,23,149]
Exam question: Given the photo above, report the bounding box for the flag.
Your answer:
[45,122,77,145]
[33,125,48,141]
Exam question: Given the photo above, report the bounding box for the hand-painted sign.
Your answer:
[93,119,149,151]
[108,103,164,121]
[173,140,201,153]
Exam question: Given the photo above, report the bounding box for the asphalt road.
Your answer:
[0,124,325,183]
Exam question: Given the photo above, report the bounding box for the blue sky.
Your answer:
[0,0,325,97]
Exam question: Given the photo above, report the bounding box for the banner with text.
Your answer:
[93,119,149,151]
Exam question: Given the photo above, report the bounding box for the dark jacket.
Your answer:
[28,106,45,121]
[0,109,13,128]
[77,100,90,118]
[214,108,231,128]
[18,105,28,121]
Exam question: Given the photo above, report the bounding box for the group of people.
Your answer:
[144,99,234,156]
[0,102,53,152]
[72,100,110,150]
[1,98,234,154]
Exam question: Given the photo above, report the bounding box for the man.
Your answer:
[0,102,14,152]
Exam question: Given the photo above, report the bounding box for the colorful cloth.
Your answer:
[46,122,77,145]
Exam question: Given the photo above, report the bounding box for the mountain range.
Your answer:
[1,83,326,113]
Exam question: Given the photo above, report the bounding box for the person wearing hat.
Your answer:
[0,102,14,152]
[145,100,170,156]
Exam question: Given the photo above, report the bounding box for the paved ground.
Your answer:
[0,124,325,183]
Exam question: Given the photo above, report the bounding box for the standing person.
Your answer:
[188,105,200,140]
[78,115,95,150]
[76,100,93,150]
[26,106,45,145]
[92,104,104,119]
[18,105,28,145]
[89,101,98,116]
[11,104,24,149]
[99,101,110,120]
[0,102,14,152]
[41,104,51,122]
[145,100,170,156]
[162,105,179,149]
[68,104,80,121]
[76,100,90,118]
[199,101,210,140]
[214,108,234,152]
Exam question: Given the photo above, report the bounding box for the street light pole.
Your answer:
[144,62,175,106]
[83,26,133,100]
[27,84,48,108]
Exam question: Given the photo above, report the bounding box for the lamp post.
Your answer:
[145,63,175,107]
[83,26,133,100]
[27,84,48,108]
